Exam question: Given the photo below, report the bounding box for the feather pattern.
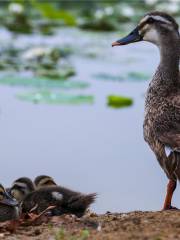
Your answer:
[143,16,180,180]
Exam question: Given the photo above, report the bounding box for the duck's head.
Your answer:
[34,175,57,188]
[10,177,35,202]
[112,11,179,47]
[0,184,18,206]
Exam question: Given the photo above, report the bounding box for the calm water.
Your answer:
[0,28,179,213]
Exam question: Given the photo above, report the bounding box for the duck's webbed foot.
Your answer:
[163,205,178,211]
[162,179,178,211]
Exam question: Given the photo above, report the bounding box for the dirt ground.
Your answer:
[1,210,180,240]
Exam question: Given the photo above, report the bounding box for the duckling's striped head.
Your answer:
[34,175,57,188]
[112,11,179,47]
[10,177,35,202]
[0,183,18,206]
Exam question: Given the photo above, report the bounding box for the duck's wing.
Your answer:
[168,93,180,109]
[158,131,180,151]
[157,94,180,151]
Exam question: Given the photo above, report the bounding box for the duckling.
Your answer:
[21,184,96,217]
[0,183,19,222]
[112,11,180,210]
[10,177,35,202]
[34,175,56,188]
[33,175,96,216]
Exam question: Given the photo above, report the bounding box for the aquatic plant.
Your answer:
[5,3,33,34]
[0,44,76,80]
[94,73,124,82]
[0,76,89,89]
[17,90,94,105]
[36,68,75,79]
[127,72,150,81]
[107,95,133,108]
[0,1,179,34]
[30,1,76,26]
[94,71,150,82]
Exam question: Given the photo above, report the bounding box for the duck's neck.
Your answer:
[160,43,179,78]
[154,37,179,90]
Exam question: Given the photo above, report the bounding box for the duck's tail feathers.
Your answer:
[68,193,97,210]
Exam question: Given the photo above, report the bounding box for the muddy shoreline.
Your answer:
[1,210,180,240]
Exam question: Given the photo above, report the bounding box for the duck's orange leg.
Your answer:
[162,179,177,210]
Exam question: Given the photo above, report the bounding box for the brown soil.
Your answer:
[1,211,180,240]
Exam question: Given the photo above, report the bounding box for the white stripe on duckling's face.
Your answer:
[52,192,63,201]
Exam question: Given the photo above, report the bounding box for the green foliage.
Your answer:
[36,68,75,79]
[79,230,90,240]
[17,90,94,105]
[54,228,90,240]
[107,95,133,108]
[127,71,150,81]
[79,17,118,31]
[94,73,124,82]
[94,71,150,82]
[0,0,180,33]
[55,228,65,240]
[0,76,89,89]
[30,1,76,25]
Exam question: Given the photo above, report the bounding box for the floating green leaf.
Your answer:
[107,95,133,108]
[17,90,94,105]
[94,71,150,82]
[127,71,150,81]
[94,73,124,81]
[0,76,89,89]
[30,1,76,25]
[36,68,75,79]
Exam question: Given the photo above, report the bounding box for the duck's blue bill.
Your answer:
[112,27,142,46]
[0,191,18,206]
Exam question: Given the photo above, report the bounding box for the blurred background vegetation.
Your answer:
[0,0,179,105]
[1,0,179,33]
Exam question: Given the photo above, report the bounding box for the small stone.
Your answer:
[97,225,102,232]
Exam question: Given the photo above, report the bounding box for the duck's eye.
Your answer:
[147,17,155,24]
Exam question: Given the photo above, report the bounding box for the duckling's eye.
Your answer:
[147,17,155,24]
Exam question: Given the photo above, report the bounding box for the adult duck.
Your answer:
[112,11,180,210]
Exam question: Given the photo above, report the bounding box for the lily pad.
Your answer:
[127,72,150,81]
[36,68,75,79]
[94,71,150,82]
[17,91,94,105]
[94,73,124,81]
[107,95,133,108]
[0,76,89,89]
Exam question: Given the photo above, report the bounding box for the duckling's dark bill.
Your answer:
[0,191,18,206]
[112,27,142,46]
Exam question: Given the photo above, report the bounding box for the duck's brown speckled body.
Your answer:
[113,11,180,209]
